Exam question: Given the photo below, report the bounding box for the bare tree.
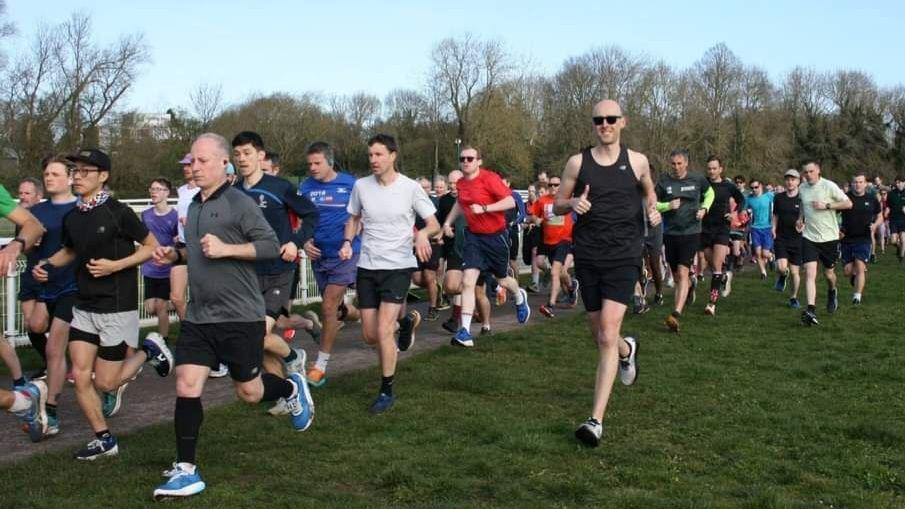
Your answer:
[190,82,224,127]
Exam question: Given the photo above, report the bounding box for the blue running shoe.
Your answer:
[450,327,474,348]
[369,392,395,415]
[286,373,314,431]
[143,333,174,377]
[789,297,801,309]
[13,381,47,443]
[515,288,531,323]
[154,463,206,501]
[74,435,118,460]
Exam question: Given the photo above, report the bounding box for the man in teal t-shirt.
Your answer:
[746,179,775,279]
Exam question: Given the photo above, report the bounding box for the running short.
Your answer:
[45,292,76,324]
[664,234,700,270]
[416,242,442,272]
[356,268,413,308]
[841,241,871,265]
[522,225,540,266]
[644,225,663,257]
[541,241,572,264]
[18,270,41,301]
[508,227,520,261]
[751,227,774,251]
[175,321,265,383]
[774,235,803,266]
[462,229,510,279]
[700,228,731,248]
[258,271,295,319]
[575,261,639,311]
[802,238,839,269]
[891,218,905,235]
[69,308,140,362]
[729,229,747,241]
[313,254,359,291]
[143,276,171,301]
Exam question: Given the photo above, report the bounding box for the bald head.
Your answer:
[592,100,623,117]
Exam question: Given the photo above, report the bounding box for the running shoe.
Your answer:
[870,253,877,264]
[653,293,665,306]
[684,278,696,308]
[703,303,716,316]
[306,366,327,388]
[539,304,556,318]
[425,307,440,321]
[526,283,540,293]
[437,284,450,310]
[665,314,680,334]
[575,418,603,447]
[774,273,788,292]
[852,296,862,305]
[45,413,60,437]
[568,277,580,306]
[267,398,290,416]
[154,464,206,501]
[302,310,322,344]
[515,288,531,323]
[480,326,492,336]
[209,364,229,378]
[284,348,307,376]
[827,288,838,314]
[441,316,458,334]
[495,285,507,306]
[397,310,420,352]
[286,373,314,431]
[665,276,675,288]
[102,382,128,418]
[451,327,474,348]
[619,337,638,386]
[721,272,733,297]
[789,297,801,309]
[29,369,47,381]
[801,309,820,326]
[369,392,395,415]
[143,333,174,377]
[13,381,47,442]
[74,435,118,461]
[760,271,768,280]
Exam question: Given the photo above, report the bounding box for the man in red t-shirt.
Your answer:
[531,175,578,317]
[441,146,531,347]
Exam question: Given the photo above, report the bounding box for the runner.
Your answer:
[655,149,714,333]
[16,177,47,379]
[553,99,660,447]
[262,150,281,176]
[27,156,79,438]
[152,133,313,500]
[501,175,527,293]
[299,141,362,387]
[35,148,173,459]
[340,134,439,414]
[411,176,441,320]
[700,156,745,316]
[0,182,49,442]
[171,153,198,323]
[440,170,466,334]
[441,146,531,347]
[887,176,905,263]
[141,178,178,340]
[531,175,578,318]
[772,169,805,308]
[840,173,883,304]
[798,161,852,326]
[746,179,775,280]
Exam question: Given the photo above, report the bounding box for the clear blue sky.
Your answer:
[6,0,904,113]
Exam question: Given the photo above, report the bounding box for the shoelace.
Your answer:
[162,463,180,478]
[284,395,302,416]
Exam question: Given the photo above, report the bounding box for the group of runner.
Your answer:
[1,97,901,498]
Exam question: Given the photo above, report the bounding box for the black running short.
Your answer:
[575,261,639,311]
[258,271,294,320]
[541,241,572,264]
[664,233,700,270]
[356,268,414,309]
[700,228,731,248]
[774,235,803,266]
[45,292,76,324]
[801,238,839,269]
[175,321,265,383]
[508,227,520,261]
[416,242,442,272]
[143,276,171,301]
[18,270,41,301]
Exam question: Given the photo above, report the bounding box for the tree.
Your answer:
[190,82,223,128]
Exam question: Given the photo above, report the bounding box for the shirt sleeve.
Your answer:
[488,172,512,202]
[120,204,151,244]
[512,191,527,224]
[0,185,17,217]
[237,195,280,260]
[347,181,362,216]
[284,181,319,246]
[829,181,848,202]
[730,183,746,211]
[412,181,437,220]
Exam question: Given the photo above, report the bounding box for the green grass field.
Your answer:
[2,258,904,508]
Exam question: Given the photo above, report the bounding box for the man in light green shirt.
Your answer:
[798,162,852,326]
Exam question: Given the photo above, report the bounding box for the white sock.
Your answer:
[8,391,31,413]
[514,288,525,305]
[853,292,862,300]
[177,462,196,474]
[532,272,540,285]
[315,351,331,372]
[461,313,473,331]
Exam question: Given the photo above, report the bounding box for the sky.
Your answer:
[4,0,904,114]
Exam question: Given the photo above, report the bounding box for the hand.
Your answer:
[152,246,176,265]
[431,231,445,244]
[338,242,352,261]
[669,198,681,210]
[724,212,733,223]
[647,207,662,227]
[570,185,592,215]
[414,231,432,262]
[442,223,455,238]
[32,261,49,283]
[87,258,121,278]
[695,208,706,221]
[469,203,485,215]
[200,233,229,259]
[795,219,804,233]
[0,244,21,275]
[303,239,322,261]
[280,241,299,262]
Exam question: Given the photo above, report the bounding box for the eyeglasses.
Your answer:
[550,182,560,187]
[148,187,169,193]
[68,168,101,177]
[592,115,622,126]
[459,156,476,163]
[751,185,761,189]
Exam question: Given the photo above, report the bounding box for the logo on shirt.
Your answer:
[97,226,106,234]
[680,185,697,192]
[666,186,673,194]
[619,165,627,171]
[258,195,268,208]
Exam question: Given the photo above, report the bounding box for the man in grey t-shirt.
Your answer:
[340,134,439,415]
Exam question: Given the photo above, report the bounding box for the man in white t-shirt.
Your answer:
[172,153,199,322]
[798,161,852,326]
[340,134,439,414]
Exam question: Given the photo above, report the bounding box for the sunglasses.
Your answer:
[550,182,560,187]
[592,115,622,126]
[751,185,761,189]
[459,156,476,163]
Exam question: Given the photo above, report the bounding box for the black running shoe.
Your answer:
[827,288,838,314]
[441,316,458,334]
[801,310,819,326]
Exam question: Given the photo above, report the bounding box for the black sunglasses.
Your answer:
[592,115,622,126]
[459,156,476,163]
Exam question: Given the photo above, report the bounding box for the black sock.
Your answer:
[380,375,395,396]
[175,397,203,465]
[13,377,26,387]
[28,332,48,363]
[95,429,112,441]
[46,402,57,419]
[671,310,681,318]
[726,254,736,271]
[261,373,294,402]
[283,349,298,363]
[807,305,816,312]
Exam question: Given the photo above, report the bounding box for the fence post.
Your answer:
[4,264,17,339]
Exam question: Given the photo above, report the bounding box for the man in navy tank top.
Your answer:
[553,99,661,448]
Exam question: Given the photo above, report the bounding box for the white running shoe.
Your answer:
[268,398,290,416]
[575,418,603,447]
[284,348,307,376]
[721,271,733,297]
[208,364,229,378]
[619,336,638,386]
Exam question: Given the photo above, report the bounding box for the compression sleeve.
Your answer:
[701,187,715,211]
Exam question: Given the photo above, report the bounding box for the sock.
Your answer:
[514,288,525,305]
[532,272,540,285]
[12,377,26,387]
[261,373,294,402]
[452,305,461,319]
[807,304,816,312]
[315,351,331,372]
[95,429,112,441]
[28,332,48,363]
[283,349,298,363]
[853,292,862,300]
[380,375,395,396]
[175,397,203,465]
[461,313,473,331]
[46,402,57,419]
[671,310,681,318]
[710,273,722,292]
[8,391,31,413]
